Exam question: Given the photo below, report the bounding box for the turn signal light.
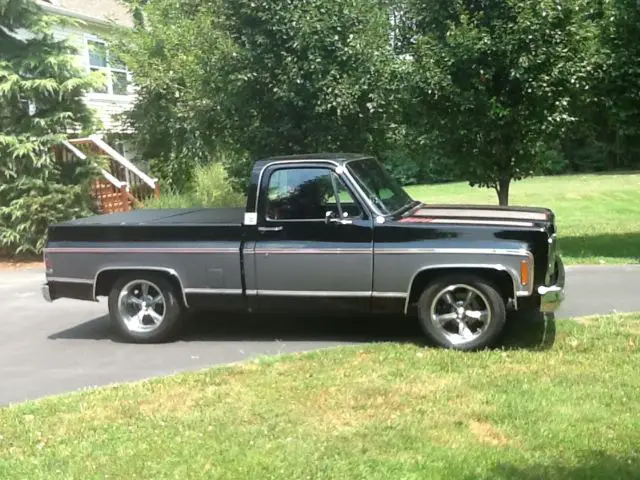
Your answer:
[44,252,53,274]
[520,259,529,286]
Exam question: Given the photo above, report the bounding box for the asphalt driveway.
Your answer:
[1,265,639,405]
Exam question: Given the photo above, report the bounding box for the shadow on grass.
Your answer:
[502,311,556,351]
[468,451,640,480]
[49,311,556,351]
[559,232,640,260]
[590,169,640,176]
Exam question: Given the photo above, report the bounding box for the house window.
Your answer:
[87,38,130,95]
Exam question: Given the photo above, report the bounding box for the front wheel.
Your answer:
[108,273,185,343]
[416,275,506,351]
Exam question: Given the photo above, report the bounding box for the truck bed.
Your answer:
[56,208,245,227]
[46,208,246,298]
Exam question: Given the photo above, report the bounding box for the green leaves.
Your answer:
[403,0,599,204]
[0,181,91,254]
[114,0,400,190]
[105,0,640,202]
[0,0,100,255]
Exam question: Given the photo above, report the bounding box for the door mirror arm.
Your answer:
[325,210,338,225]
[325,210,352,225]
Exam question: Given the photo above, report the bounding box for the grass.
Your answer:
[1,313,639,479]
[406,172,640,264]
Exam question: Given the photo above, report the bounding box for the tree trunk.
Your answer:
[495,177,510,206]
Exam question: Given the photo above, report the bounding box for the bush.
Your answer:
[142,162,245,209]
[139,190,200,209]
[192,160,246,207]
[0,148,100,255]
[535,143,569,175]
[0,0,104,255]
[564,140,610,173]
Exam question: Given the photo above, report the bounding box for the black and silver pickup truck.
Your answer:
[42,153,565,350]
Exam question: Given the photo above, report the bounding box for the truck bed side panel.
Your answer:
[44,225,244,310]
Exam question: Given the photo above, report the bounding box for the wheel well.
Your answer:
[407,267,516,311]
[94,269,185,305]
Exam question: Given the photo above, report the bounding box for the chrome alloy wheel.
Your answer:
[117,279,166,333]
[429,284,491,346]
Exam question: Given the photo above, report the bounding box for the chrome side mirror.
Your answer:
[325,210,338,224]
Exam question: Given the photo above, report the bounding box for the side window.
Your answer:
[330,174,362,219]
[265,168,361,221]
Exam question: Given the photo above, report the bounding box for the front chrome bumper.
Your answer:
[41,283,53,303]
[538,256,565,313]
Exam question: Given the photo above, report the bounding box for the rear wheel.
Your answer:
[108,273,185,343]
[417,275,506,351]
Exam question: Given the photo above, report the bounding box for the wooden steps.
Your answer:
[90,178,132,214]
[58,134,160,215]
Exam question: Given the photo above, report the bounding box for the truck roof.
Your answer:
[253,153,372,170]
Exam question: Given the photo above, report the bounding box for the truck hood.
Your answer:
[398,203,555,229]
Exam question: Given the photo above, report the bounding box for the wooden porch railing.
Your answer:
[59,135,160,214]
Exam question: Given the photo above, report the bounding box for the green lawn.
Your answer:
[1,314,639,479]
[405,172,640,264]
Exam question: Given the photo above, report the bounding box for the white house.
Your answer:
[15,1,160,212]
[35,0,136,140]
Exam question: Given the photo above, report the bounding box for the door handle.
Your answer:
[258,226,283,232]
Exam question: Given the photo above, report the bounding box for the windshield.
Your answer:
[346,158,415,215]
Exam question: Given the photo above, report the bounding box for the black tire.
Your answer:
[416,274,507,351]
[108,272,185,343]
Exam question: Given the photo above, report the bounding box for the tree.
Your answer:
[113,0,231,192]
[401,0,597,205]
[595,0,640,171]
[0,0,102,254]
[114,0,400,190]
[214,0,399,174]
